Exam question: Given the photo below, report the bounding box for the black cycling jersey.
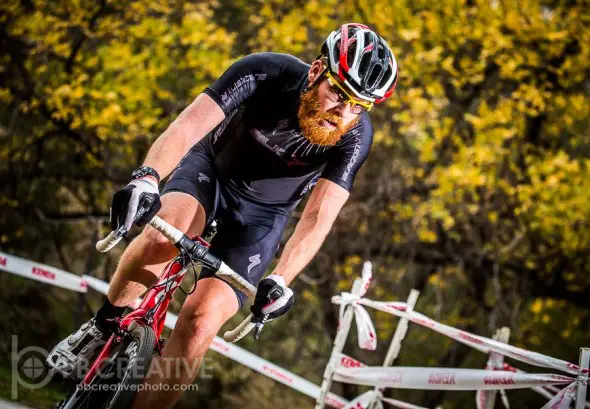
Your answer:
[200,52,374,208]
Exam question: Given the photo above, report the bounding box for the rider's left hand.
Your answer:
[251,275,294,321]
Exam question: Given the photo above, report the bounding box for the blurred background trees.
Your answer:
[1,0,588,408]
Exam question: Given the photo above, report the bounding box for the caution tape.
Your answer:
[335,292,377,351]
[333,296,585,376]
[333,366,575,390]
[0,251,87,293]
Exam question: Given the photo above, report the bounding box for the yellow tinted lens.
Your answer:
[326,71,373,110]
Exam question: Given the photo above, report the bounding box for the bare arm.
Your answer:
[142,93,225,180]
[270,178,350,285]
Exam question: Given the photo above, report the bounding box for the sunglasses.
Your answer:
[324,70,373,114]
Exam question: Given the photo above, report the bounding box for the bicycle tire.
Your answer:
[54,324,156,409]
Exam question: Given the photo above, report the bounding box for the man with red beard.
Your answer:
[47,23,398,408]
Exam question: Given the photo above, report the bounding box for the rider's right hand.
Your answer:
[110,177,161,231]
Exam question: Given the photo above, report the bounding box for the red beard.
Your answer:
[298,86,360,146]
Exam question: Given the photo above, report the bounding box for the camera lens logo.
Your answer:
[12,336,53,399]
[20,355,48,382]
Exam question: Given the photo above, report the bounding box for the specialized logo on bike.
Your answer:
[247,254,261,275]
[198,173,210,183]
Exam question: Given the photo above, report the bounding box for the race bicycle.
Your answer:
[53,215,269,409]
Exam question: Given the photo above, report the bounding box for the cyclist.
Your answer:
[47,23,398,408]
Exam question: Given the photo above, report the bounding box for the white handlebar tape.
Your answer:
[216,262,256,298]
[96,216,183,253]
[223,313,256,342]
[96,230,123,252]
[216,262,258,343]
[149,216,183,244]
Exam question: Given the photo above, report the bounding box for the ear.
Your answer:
[307,59,324,85]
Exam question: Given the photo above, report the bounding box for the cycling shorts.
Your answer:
[161,145,290,308]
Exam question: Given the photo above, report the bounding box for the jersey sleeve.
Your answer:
[203,53,285,116]
[320,115,373,192]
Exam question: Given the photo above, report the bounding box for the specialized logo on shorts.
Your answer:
[247,254,261,275]
[198,173,210,183]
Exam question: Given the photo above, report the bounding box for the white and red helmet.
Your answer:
[321,23,398,103]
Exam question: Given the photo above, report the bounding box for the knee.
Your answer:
[173,309,221,358]
[132,225,178,261]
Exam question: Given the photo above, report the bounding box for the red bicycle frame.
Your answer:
[82,236,210,384]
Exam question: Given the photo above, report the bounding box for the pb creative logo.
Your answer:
[11,335,52,399]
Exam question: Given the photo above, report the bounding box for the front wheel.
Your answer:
[55,323,156,409]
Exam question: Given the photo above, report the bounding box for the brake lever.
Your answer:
[254,314,269,340]
[252,286,283,340]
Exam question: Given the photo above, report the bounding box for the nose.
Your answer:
[330,102,354,117]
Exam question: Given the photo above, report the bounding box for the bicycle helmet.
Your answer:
[321,23,398,103]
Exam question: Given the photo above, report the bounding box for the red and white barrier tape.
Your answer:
[334,354,428,409]
[335,352,367,369]
[0,251,88,293]
[333,296,584,376]
[541,382,577,409]
[333,366,576,391]
[337,292,377,351]
[507,365,590,409]
[382,397,429,409]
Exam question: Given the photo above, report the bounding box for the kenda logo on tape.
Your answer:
[32,266,56,280]
[0,255,6,267]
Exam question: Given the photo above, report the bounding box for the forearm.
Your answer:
[270,213,332,285]
[142,123,195,180]
[142,93,224,180]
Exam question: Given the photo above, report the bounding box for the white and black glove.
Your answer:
[110,177,161,231]
[251,275,294,322]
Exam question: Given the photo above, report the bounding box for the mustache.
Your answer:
[309,106,346,131]
[319,113,343,126]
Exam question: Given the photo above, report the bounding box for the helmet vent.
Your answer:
[322,23,398,102]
